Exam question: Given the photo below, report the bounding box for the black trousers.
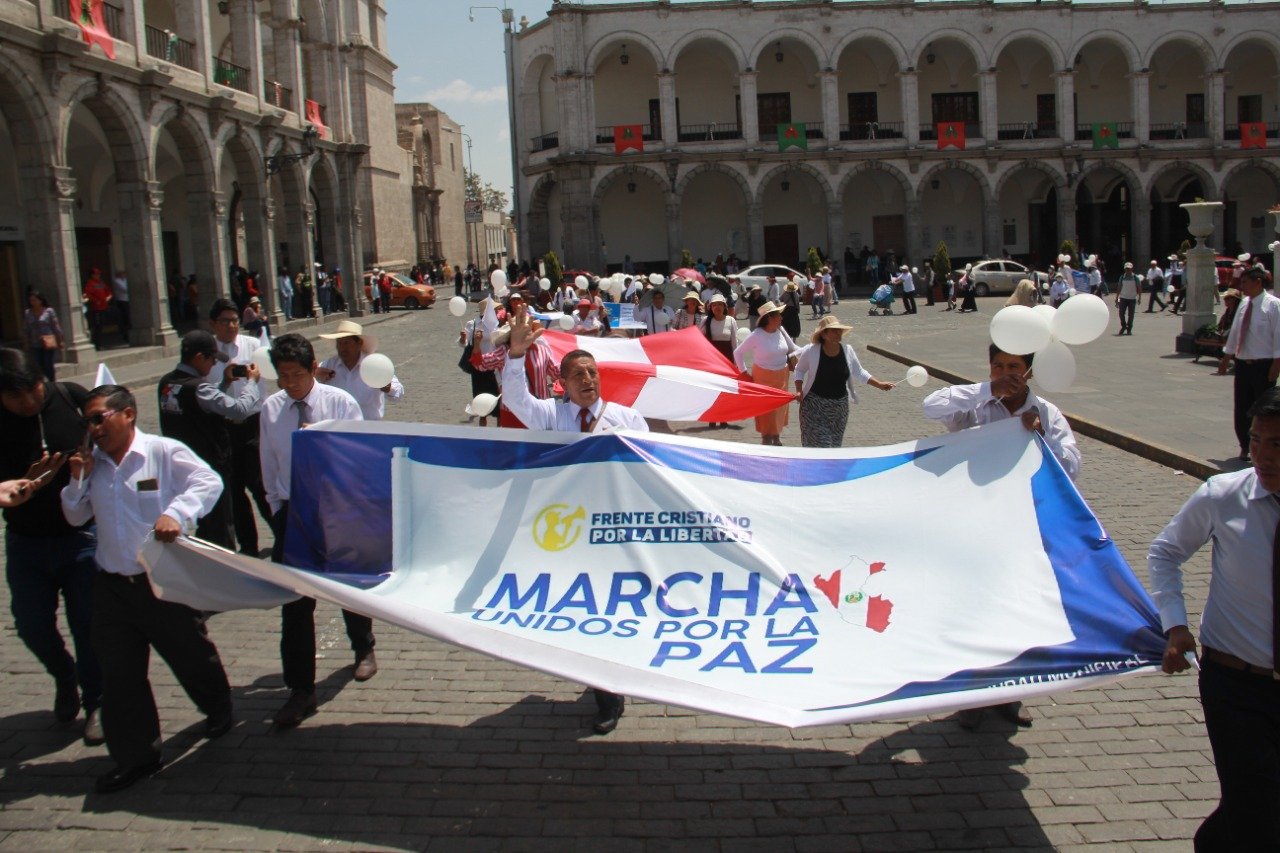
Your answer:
[901,291,917,314]
[195,488,235,550]
[91,571,231,769]
[1232,359,1274,454]
[1145,287,1166,311]
[227,418,271,555]
[1195,657,1280,851]
[1118,297,1136,332]
[271,505,374,691]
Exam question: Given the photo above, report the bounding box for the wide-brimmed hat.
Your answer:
[682,292,703,306]
[784,281,798,292]
[707,293,727,306]
[810,315,852,342]
[1223,288,1243,302]
[757,300,784,320]
[899,265,909,271]
[247,296,262,306]
[748,283,762,292]
[319,319,376,353]
[1237,253,1252,263]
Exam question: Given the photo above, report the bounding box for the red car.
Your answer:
[362,272,436,309]
[1215,256,1239,290]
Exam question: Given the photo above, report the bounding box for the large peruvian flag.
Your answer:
[537,327,793,423]
[71,0,115,60]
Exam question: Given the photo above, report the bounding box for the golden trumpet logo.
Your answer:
[532,504,586,552]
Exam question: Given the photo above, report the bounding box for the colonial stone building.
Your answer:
[511,0,1280,276]
[395,102,468,270]
[0,0,412,366]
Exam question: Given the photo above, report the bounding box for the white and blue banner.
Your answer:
[142,419,1166,727]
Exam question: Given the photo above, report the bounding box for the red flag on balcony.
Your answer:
[305,99,329,140]
[71,0,115,60]
[937,122,965,151]
[614,125,644,154]
[1241,122,1268,150]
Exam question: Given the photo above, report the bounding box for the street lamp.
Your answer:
[265,125,319,176]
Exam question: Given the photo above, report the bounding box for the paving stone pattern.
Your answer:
[0,301,1214,850]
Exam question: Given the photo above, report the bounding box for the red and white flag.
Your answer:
[537,327,793,423]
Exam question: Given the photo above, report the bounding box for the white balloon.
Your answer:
[1052,293,1110,346]
[359,353,395,389]
[538,277,551,292]
[250,346,277,381]
[558,314,575,330]
[1033,340,1076,392]
[905,365,928,388]
[465,392,498,417]
[1031,304,1056,324]
[649,273,664,286]
[989,305,1052,356]
[735,327,750,345]
[448,295,467,317]
[574,275,589,290]
[490,269,507,289]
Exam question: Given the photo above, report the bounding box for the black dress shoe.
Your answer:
[353,650,378,682]
[273,689,317,728]
[54,678,79,723]
[82,708,105,746]
[205,707,234,739]
[996,701,1033,727]
[592,694,625,735]
[95,759,163,793]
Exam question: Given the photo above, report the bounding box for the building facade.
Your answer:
[511,0,1280,278]
[395,101,467,270]
[0,0,409,365]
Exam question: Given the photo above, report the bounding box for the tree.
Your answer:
[932,241,952,278]
[543,250,563,286]
[1059,239,1078,267]
[680,249,695,268]
[805,247,823,275]
[465,169,510,213]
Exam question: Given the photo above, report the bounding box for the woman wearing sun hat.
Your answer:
[793,315,894,448]
[673,292,703,330]
[733,301,800,445]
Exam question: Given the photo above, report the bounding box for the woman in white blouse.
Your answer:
[793,315,893,448]
[702,293,739,429]
[733,301,799,445]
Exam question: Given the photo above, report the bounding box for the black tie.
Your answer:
[294,399,310,430]
[1272,495,1280,674]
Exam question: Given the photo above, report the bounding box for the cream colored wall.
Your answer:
[673,46,739,125]
[681,172,748,261]
[841,171,907,252]
[920,172,985,258]
[836,40,901,124]
[600,179,666,264]
[761,174,828,261]
[593,51,658,128]
[995,42,1055,125]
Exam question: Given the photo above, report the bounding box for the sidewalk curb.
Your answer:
[867,343,1220,481]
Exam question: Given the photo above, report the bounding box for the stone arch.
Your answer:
[838,161,912,201]
[60,76,149,183]
[1068,33,1140,73]
[755,161,836,206]
[1143,32,1215,73]
[994,159,1066,199]
[1219,32,1280,69]
[667,30,748,72]
[675,162,751,201]
[0,53,55,169]
[519,45,557,84]
[150,105,215,188]
[990,29,1066,71]
[831,29,909,71]
[529,173,557,212]
[592,164,669,205]
[1221,158,1280,192]
[911,29,988,69]
[586,31,665,73]
[1147,160,1218,202]
[747,29,827,71]
[299,0,332,45]
[915,160,991,202]
[1076,159,1142,204]
[307,151,341,268]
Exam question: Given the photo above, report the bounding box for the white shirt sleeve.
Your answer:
[162,441,224,528]
[1039,405,1081,481]
[501,356,556,430]
[922,382,990,432]
[1147,481,1213,632]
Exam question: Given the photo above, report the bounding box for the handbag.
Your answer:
[457,341,476,375]
[40,334,58,350]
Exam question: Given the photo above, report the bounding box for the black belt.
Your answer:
[1236,358,1273,366]
[1202,646,1279,681]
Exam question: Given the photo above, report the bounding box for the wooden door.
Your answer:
[931,92,979,123]
[1036,93,1056,135]
[756,92,791,139]
[74,228,112,286]
[848,92,878,139]
[763,225,799,268]
[872,215,905,258]
[0,243,23,345]
[1238,94,1261,123]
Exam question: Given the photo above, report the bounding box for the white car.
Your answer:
[733,263,809,297]
[967,260,1050,297]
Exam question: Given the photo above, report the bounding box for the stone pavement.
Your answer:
[0,301,1217,851]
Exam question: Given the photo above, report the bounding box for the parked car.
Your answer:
[362,272,436,309]
[1215,256,1238,290]
[734,263,809,296]
[967,259,1050,297]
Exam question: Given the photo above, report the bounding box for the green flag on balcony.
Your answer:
[215,64,239,86]
[1091,123,1119,150]
[777,122,807,152]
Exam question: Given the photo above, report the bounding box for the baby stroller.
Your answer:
[868,283,894,315]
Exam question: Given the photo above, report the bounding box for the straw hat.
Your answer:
[748,283,762,292]
[757,300,784,320]
[1223,288,1243,302]
[810,314,852,343]
[707,293,727,306]
[319,319,376,353]
[682,292,703,306]
[784,281,798,292]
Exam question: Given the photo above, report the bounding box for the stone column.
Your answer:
[22,167,94,365]
[230,0,264,102]
[241,192,280,321]
[982,198,1001,258]
[260,198,286,327]
[658,71,678,148]
[826,203,844,272]
[117,180,177,350]
[554,75,586,151]
[273,20,305,110]
[1272,210,1280,277]
[1207,71,1226,145]
[666,199,682,269]
[175,0,212,79]
[1054,71,1075,141]
[747,202,764,264]
[739,71,759,147]
[1057,189,1077,250]
[1176,202,1224,353]
[818,70,839,145]
[905,199,924,270]
[1132,194,1152,270]
[1131,70,1151,144]
[900,70,920,147]
[978,70,998,143]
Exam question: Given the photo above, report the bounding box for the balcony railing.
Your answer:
[55,0,127,40]
[264,80,294,111]
[996,121,1057,140]
[1074,122,1134,141]
[839,121,904,141]
[676,122,742,142]
[531,133,559,152]
[594,125,661,144]
[213,57,252,94]
[1149,122,1207,140]
[144,24,197,70]
[919,122,980,141]
[1225,121,1279,140]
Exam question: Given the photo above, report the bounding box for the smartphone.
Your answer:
[227,364,249,379]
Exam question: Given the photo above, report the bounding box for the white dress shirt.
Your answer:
[922,381,1081,480]
[61,430,223,576]
[259,381,363,512]
[733,327,799,372]
[571,313,603,336]
[766,280,781,302]
[319,353,404,421]
[207,333,265,404]
[500,357,648,433]
[894,272,915,293]
[1223,290,1280,361]
[642,305,675,335]
[1148,468,1276,669]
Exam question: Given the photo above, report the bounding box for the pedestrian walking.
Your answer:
[23,291,63,381]
[1219,267,1280,461]
[793,315,893,448]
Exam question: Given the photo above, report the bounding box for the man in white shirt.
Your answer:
[502,307,645,733]
[922,344,1081,730]
[61,385,232,793]
[1144,260,1167,313]
[258,334,371,727]
[110,271,130,339]
[570,298,604,337]
[316,320,405,421]
[1220,268,1280,461]
[642,290,675,335]
[1115,261,1141,335]
[893,265,917,315]
[1148,386,1280,850]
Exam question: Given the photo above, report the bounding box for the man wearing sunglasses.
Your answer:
[61,384,232,793]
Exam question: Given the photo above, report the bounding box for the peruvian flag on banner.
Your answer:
[71,0,115,60]
[614,125,644,154]
[305,99,329,139]
[1241,122,1268,150]
[937,121,965,150]
[537,327,793,423]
